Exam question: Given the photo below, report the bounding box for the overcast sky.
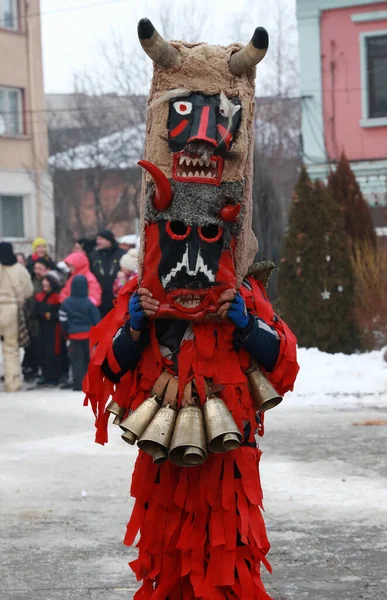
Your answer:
[41,0,297,94]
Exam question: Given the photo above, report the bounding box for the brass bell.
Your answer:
[137,405,177,458]
[169,405,207,467]
[106,399,126,425]
[120,395,160,445]
[246,365,283,412]
[203,396,242,453]
[153,448,168,465]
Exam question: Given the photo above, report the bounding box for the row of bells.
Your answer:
[107,396,243,467]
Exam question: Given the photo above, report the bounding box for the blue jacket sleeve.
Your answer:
[101,322,149,383]
[234,314,280,372]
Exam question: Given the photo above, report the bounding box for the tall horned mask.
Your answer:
[137,18,269,320]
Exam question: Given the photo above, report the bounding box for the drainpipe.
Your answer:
[25,1,43,238]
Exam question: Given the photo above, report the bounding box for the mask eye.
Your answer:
[198,224,223,243]
[173,101,193,115]
[166,220,191,240]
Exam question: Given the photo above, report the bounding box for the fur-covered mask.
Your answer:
[137,18,269,320]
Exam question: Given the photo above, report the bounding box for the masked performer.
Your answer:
[85,18,299,600]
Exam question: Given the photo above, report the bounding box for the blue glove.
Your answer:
[129,292,147,331]
[227,292,249,329]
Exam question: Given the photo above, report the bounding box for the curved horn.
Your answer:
[229,27,269,76]
[138,160,173,212]
[220,203,241,223]
[138,18,181,70]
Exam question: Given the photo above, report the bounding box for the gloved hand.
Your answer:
[129,292,145,331]
[228,292,249,329]
[129,288,159,331]
[217,289,249,329]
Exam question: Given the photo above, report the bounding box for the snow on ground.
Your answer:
[290,347,387,407]
[0,346,386,599]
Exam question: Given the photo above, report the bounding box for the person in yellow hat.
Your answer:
[26,238,56,279]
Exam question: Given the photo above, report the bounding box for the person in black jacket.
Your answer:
[34,271,62,386]
[89,229,125,317]
[59,275,100,390]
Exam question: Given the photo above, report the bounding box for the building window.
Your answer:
[0,87,23,135]
[0,195,24,238]
[1,0,19,31]
[367,35,387,119]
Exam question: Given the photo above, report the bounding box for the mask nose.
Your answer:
[188,105,217,146]
[187,230,200,272]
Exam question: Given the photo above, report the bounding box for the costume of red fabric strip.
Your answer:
[126,448,272,599]
[83,274,298,598]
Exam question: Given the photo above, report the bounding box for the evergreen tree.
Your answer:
[328,153,376,250]
[252,152,284,298]
[277,167,360,354]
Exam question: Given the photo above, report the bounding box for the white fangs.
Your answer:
[175,294,202,309]
[176,154,219,180]
[162,246,215,288]
[197,157,211,168]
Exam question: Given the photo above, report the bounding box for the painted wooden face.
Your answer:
[141,221,236,320]
[168,93,242,185]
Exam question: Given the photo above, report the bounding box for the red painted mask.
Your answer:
[141,221,236,320]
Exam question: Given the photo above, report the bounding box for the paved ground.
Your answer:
[0,388,386,600]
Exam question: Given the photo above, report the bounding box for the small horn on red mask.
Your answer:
[220,203,241,222]
[138,160,173,212]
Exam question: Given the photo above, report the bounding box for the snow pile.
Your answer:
[291,347,387,408]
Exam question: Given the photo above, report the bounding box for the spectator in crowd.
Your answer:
[60,252,101,307]
[89,229,125,317]
[34,271,62,387]
[26,238,56,277]
[35,271,62,386]
[21,258,51,381]
[59,275,100,391]
[33,259,51,290]
[0,242,33,392]
[113,248,138,297]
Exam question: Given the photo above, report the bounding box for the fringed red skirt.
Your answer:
[124,447,273,600]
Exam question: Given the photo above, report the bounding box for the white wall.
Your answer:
[0,168,54,254]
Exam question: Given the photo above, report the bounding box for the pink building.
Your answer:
[297,0,387,235]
